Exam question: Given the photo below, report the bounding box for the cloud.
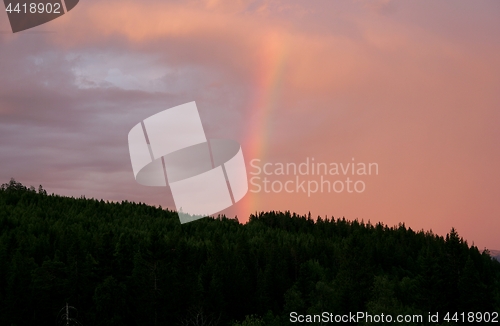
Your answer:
[0,0,499,248]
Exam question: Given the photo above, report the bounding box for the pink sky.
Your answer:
[1,0,499,249]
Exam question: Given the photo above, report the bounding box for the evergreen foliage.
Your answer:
[0,179,499,325]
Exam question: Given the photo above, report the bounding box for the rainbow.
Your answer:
[239,32,291,221]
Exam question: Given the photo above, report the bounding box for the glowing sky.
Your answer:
[0,0,499,249]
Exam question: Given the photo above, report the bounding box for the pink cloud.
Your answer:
[1,0,499,249]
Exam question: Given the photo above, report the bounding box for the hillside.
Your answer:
[0,179,499,325]
[490,250,500,262]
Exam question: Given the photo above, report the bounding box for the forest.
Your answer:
[0,179,499,325]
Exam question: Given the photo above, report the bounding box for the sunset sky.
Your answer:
[1,0,499,249]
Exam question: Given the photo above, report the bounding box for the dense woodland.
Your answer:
[0,179,499,325]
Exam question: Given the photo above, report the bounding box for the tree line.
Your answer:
[0,179,499,325]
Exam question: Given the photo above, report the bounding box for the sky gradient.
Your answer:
[1,0,499,249]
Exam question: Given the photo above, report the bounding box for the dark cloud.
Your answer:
[0,0,499,249]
